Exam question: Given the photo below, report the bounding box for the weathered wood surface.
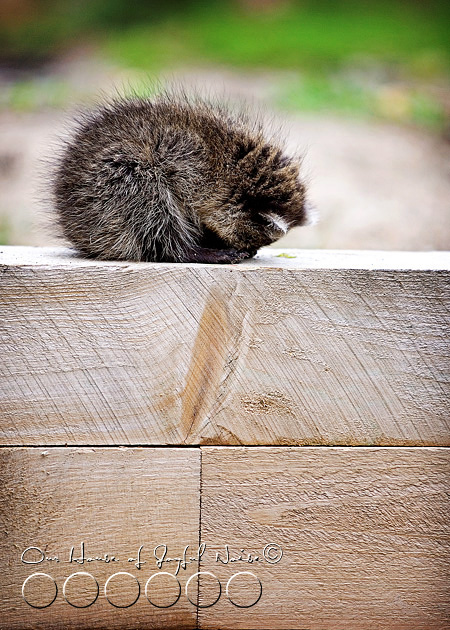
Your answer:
[198,446,450,630]
[0,445,448,629]
[0,447,200,629]
[1,246,449,446]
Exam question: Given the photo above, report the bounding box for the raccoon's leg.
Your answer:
[190,227,256,263]
[181,247,253,264]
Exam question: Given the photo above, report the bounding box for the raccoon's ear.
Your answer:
[234,139,258,162]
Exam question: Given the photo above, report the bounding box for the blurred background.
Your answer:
[0,0,449,250]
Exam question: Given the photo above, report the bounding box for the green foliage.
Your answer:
[277,74,446,130]
[0,0,193,59]
[0,0,448,130]
[101,1,450,76]
[0,79,71,111]
[1,1,449,77]
[99,0,449,131]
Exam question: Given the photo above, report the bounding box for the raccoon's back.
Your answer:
[53,99,218,261]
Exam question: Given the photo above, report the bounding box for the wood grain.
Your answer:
[198,446,450,630]
[1,246,449,446]
[0,447,200,629]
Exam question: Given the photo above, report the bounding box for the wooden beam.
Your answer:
[0,444,448,628]
[198,446,450,630]
[0,447,200,629]
[1,246,449,446]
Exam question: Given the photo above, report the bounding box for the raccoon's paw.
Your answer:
[183,247,253,264]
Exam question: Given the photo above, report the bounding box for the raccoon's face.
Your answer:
[237,142,311,246]
[205,195,310,253]
[200,139,312,252]
[230,162,311,250]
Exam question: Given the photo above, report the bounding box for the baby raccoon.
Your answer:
[53,91,312,264]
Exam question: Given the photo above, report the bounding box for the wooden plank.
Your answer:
[198,446,450,630]
[1,246,449,446]
[0,447,200,629]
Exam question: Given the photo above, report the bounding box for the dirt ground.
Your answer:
[1,62,449,251]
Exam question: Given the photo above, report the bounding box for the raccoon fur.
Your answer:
[53,92,312,264]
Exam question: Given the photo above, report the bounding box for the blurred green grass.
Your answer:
[0,78,71,111]
[3,1,448,75]
[102,1,450,76]
[0,0,448,130]
[276,75,446,131]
